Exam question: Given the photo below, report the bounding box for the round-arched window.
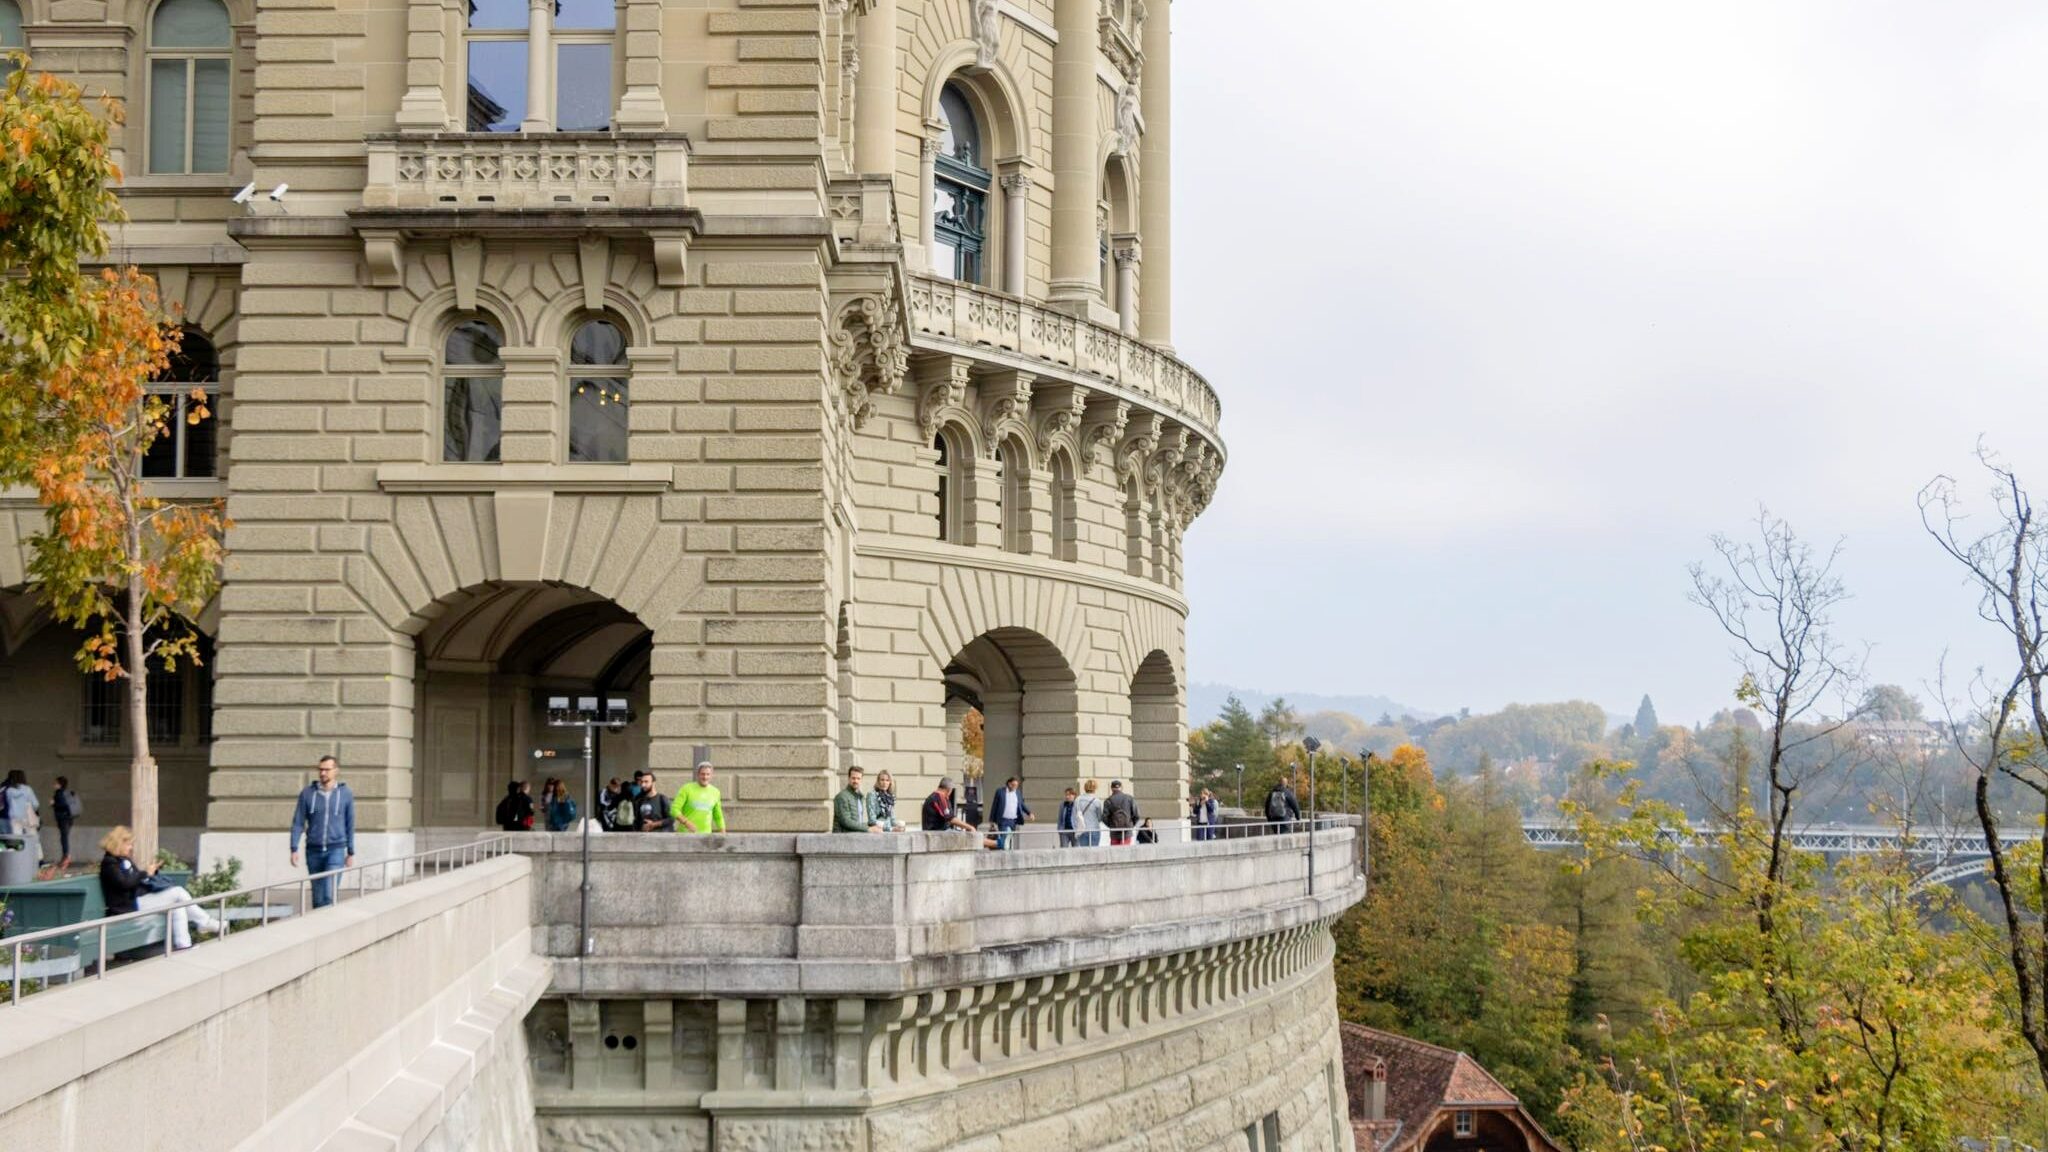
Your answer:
[931,82,990,284]
[568,317,629,463]
[142,328,220,479]
[442,315,504,462]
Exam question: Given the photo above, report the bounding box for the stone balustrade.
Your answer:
[904,273,1225,445]
[362,133,691,210]
[525,822,1361,997]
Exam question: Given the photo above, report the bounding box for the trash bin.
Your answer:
[0,837,36,886]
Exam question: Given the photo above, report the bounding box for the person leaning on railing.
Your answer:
[871,770,903,832]
[833,766,882,833]
[98,825,219,951]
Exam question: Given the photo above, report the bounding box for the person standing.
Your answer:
[987,776,1032,849]
[1057,788,1078,847]
[50,775,79,867]
[289,756,355,909]
[871,769,902,831]
[1,770,40,865]
[596,777,625,831]
[670,762,723,834]
[1102,779,1140,846]
[1264,778,1301,833]
[1074,779,1104,847]
[832,766,880,833]
[544,778,578,831]
[1192,788,1219,842]
[628,771,673,832]
[495,780,535,831]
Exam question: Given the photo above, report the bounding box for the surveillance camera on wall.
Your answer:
[231,182,257,204]
[268,183,289,201]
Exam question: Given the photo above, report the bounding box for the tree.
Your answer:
[0,65,225,862]
[1856,683,1924,723]
[1634,694,1660,738]
[1190,694,1271,800]
[1257,696,1303,748]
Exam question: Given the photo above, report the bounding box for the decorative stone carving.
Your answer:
[1114,73,1142,156]
[917,355,973,440]
[1034,384,1090,460]
[829,281,911,430]
[979,369,1034,437]
[1081,397,1130,470]
[972,0,1003,68]
[537,1116,709,1152]
[1100,15,1141,82]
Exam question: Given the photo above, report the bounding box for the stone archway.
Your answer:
[1130,649,1183,812]
[413,582,652,828]
[941,627,1078,818]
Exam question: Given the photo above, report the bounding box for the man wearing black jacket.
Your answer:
[630,771,673,832]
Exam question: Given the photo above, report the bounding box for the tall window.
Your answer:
[142,329,219,479]
[1049,450,1077,562]
[568,316,629,462]
[443,315,504,462]
[0,0,24,77]
[931,83,990,283]
[81,675,121,745]
[997,440,1028,554]
[146,0,231,175]
[465,0,614,132]
[934,433,951,542]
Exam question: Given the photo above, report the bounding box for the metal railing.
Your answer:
[1,835,513,1007]
[901,814,1352,850]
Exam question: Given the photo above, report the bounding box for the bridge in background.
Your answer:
[1522,820,2036,890]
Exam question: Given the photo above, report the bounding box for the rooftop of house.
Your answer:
[1340,1023,1562,1152]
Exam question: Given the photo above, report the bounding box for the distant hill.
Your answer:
[1189,682,1435,727]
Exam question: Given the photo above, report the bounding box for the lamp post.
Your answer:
[1235,763,1244,813]
[546,694,634,994]
[1303,736,1321,896]
[1359,749,1375,878]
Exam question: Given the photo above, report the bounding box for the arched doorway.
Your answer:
[413,582,651,828]
[942,627,1078,818]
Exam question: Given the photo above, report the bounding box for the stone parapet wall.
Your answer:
[0,854,546,1152]
[523,822,1364,996]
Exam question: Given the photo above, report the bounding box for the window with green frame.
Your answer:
[931,83,990,283]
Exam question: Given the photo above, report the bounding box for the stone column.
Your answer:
[1139,0,1172,345]
[496,346,565,464]
[981,690,1022,788]
[397,0,453,129]
[1000,171,1031,296]
[1049,0,1101,309]
[916,125,942,272]
[613,0,667,128]
[1114,239,1140,335]
[522,0,552,132]
[854,0,897,175]
[964,453,1003,548]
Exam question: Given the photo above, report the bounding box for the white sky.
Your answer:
[1173,1,2048,723]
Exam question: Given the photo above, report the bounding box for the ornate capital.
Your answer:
[916,354,974,441]
[979,368,1035,437]
[1033,383,1091,460]
[1082,396,1131,470]
[1000,172,1034,196]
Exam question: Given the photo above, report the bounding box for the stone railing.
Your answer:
[362,132,690,210]
[523,820,1361,997]
[905,273,1224,442]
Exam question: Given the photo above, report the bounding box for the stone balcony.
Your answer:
[523,822,1363,997]
[905,273,1225,449]
[361,132,690,210]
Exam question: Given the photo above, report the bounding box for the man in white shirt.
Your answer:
[988,776,1032,850]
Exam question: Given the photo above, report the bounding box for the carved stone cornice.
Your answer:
[916,354,975,442]
[1099,14,1142,83]
[978,368,1035,445]
[1116,410,1160,487]
[1032,383,1090,462]
[1081,395,1130,471]
[828,278,910,431]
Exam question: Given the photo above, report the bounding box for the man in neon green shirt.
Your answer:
[671,761,725,834]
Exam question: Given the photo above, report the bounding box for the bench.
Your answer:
[0,870,195,972]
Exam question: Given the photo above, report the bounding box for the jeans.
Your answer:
[56,817,72,860]
[993,820,1020,850]
[305,845,347,909]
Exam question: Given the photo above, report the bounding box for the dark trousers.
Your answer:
[56,817,72,859]
[306,845,347,908]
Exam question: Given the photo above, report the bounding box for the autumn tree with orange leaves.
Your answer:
[0,61,225,862]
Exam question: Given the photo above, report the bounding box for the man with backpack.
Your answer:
[1264,779,1301,834]
[623,771,672,832]
[51,775,80,867]
[1102,779,1140,846]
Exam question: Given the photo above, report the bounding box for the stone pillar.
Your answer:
[522,0,552,132]
[964,454,1003,549]
[1022,467,1053,555]
[496,346,564,464]
[854,0,897,175]
[1125,492,1152,578]
[981,690,1022,788]
[1001,171,1031,296]
[1049,0,1101,309]
[613,0,667,128]
[1139,0,1171,345]
[397,0,453,129]
[916,125,942,273]
[1113,239,1140,335]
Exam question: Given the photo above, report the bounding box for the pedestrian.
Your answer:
[544,777,578,832]
[1102,779,1139,846]
[833,765,881,833]
[51,775,79,867]
[289,756,356,909]
[670,762,723,834]
[629,771,674,832]
[1264,778,1301,833]
[496,780,535,831]
[596,777,625,831]
[1074,778,1104,847]
[1136,817,1158,846]
[1057,788,1078,847]
[987,775,1032,849]
[1191,787,1219,842]
[921,776,974,833]
[1,769,41,864]
[872,769,902,831]
[99,825,219,950]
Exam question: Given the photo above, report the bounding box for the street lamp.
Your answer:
[1235,763,1245,813]
[546,694,635,993]
[1303,736,1321,896]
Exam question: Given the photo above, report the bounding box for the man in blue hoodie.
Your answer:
[290,755,356,908]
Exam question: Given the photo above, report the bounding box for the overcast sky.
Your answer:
[1172,2,2048,724]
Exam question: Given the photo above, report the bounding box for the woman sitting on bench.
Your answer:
[98,826,220,951]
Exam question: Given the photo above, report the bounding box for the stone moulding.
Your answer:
[362,132,692,211]
[904,273,1223,451]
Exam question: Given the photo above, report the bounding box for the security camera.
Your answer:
[267,183,289,201]
[231,182,256,204]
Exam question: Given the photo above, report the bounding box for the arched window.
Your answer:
[0,0,25,77]
[998,439,1029,554]
[464,0,614,132]
[1049,449,1077,562]
[934,430,964,544]
[146,0,231,175]
[568,316,629,463]
[142,328,219,479]
[931,83,990,283]
[442,315,504,462]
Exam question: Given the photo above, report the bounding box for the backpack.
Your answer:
[611,794,638,830]
[62,790,83,819]
[1265,788,1290,822]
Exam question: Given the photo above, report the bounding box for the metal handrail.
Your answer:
[2,834,513,1007]
[921,814,1353,849]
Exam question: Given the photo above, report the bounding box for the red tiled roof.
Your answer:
[1339,1023,1559,1152]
